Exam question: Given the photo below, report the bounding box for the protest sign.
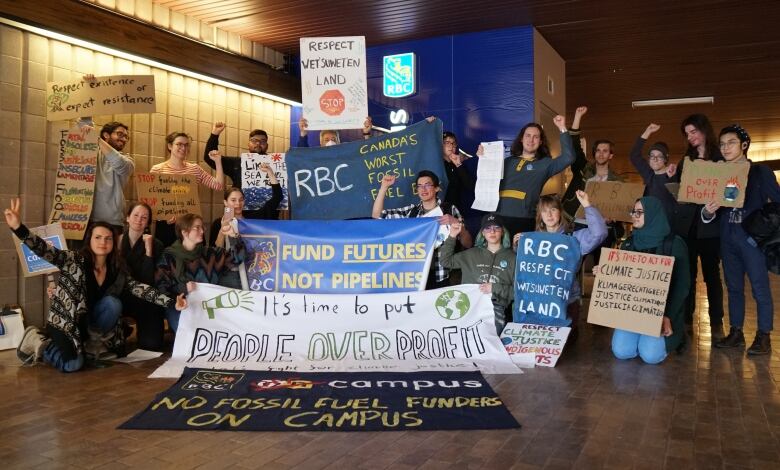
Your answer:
[46,75,155,121]
[300,36,367,130]
[500,323,571,367]
[13,224,65,277]
[121,369,520,432]
[239,218,437,293]
[286,119,447,220]
[48,124,97,239]
[575,181,645,223]
[240,152,289,210]
[135,173,201,220]
[150,283,520,378]
[677,159,750,208]
[587,248,674,336]
[514,232,581,327]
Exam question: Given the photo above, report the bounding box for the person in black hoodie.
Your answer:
[629,123,676,221]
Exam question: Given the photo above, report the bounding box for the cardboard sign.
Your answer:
[46,75,155,121]
[48,125,97,240]
[13,224,65,277]
[300,37,367,130]
[240,152,289,210]
[575,181,645,222]
[677,159,750,208]
[500,323,571,367]
[135,173,201,220]
[587,248,675,337]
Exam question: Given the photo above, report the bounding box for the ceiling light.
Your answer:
[631,96,714,108]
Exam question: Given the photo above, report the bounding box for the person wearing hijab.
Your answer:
[610,197,690,364]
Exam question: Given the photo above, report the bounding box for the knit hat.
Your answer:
[480,213,504,231]
[648,142,669,161]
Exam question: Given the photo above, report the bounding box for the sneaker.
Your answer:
[16,326,48,365]
[715,327,745,349]
[747,331,771,356]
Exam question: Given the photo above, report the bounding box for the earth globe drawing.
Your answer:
[435,290,470,320]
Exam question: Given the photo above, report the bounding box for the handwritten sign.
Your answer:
[575,181,645,223]
[48,125,97,239]
[300,37,367,130]
[13,224,65,277]
[587,248,674,337]
[241,153,289,210]
[500,323,571,367]
[677,159,750,208]
[46,75,155,121]
[135,173,201,220]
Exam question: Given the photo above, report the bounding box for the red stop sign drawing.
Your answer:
[319,89,345,116]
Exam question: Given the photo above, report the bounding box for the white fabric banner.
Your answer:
[151,283,520,378]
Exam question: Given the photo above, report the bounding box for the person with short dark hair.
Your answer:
[629,123,676,221]
[204,122,270,189]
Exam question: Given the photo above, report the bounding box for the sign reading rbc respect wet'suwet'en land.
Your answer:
[135,173,201,220]
[46,75,155,121]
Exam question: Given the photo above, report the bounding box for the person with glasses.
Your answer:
[441,131,479,238]
[297,116,373,147]
[606,197,690,364]
[440,213,516,334]
[629,123,675,221]
[203,122,272,192]
[702,125,780,355]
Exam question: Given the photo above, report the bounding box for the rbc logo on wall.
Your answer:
[383,53,416,98]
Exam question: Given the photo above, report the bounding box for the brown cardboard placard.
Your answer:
[677,159,750,208]
[135,173,201,220]
[575,181,645,222]
[46,75,156,121]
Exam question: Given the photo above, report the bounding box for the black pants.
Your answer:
[683,236,724,325]
[122,294,166,351]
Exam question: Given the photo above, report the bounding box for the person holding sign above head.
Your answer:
[6,198,188,372]
[606,197,690,363]
[150,132,225,247]
[702,125,780,355]
[629,124,675,221]
[297,116,373,147]
[204,122,270,190]
[373,170,472,289]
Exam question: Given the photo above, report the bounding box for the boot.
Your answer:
[715,327,745,349]
[747,331,771,356]
[16,326,50,365]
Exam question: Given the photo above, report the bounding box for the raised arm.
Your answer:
[573,190,608,254]
[549,115,575,175]
[204,121,225,169]
[5,198,74,268]
[630,123,660,183]
[372,174,396,218]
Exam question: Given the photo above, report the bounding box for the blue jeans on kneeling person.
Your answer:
[611,329,667,364]
[166,307,181,333]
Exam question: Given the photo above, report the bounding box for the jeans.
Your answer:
[43,343,84,372]
[721,224,774,332]
[166,307,181,333]
[611,329,667,364]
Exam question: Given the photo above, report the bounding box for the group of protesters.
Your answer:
[8,88,780,372]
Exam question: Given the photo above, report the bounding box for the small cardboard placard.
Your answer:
[46,75,156,121]
[677,159,750,208]
[135,173,201,220]
[575,181,645,223]
[13,224,66,277]
[587,248,675,337]
[500,323,571,367]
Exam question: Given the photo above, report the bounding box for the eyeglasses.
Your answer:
[249,138,267,144]
[482,226,502,233]
[112,131,129,140]
[629,209,644,217]
[719,140,740,149]
[417,183,435,190]
[173,142,190,148]
[648,154,665,161]
[443,141,456,146]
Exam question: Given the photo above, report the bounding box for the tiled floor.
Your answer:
[1,274,779,469]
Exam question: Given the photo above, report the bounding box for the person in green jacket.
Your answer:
[609,196,690,363]
[440,213,516,334]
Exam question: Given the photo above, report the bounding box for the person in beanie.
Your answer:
[629,123,676,221]
[439,213,516,334]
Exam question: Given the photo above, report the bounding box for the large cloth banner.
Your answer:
[514,232,581,327]
[121,369,520,432]
[238,218,437,294]
[151,283,520,378]
[46,75,155,121]
[240,152,289,210]
[286,119,447,220]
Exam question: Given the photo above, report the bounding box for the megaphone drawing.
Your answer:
[202,290,254,319]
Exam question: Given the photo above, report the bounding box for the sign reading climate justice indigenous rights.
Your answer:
[238,218,438,293]
[500,323,571,368]
[587,248,675,337]
[300,36,367,130]
[120,369,520,432]
[135,173,201,219]
[48,124,97,240]
[150,283,519,379]
[13,224,66,277]
[240,152,289,210]
[46,75,155,121]
[285,119,447,220]
[514,232,581,327]
[677,159,750,208]
[575,181,645,223]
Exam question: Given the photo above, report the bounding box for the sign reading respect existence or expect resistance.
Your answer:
[587,248,675,337]
[238,218,438,293]
[46,75,156,121]
[300,37,367,130]
[677,159,750,208]
[240,153,289,210]
[135,173,201,219]
[150,283,520,379]
[285,119,447,220]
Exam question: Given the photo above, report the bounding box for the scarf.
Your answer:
[631,196,670,250]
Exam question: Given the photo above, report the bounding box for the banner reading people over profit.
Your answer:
[500,323,571,368]
[575,181,645,223]
[514,232,581,326]
[241,152,289,210]
[48,124,98,239]
[150,283,520,378]
[135,173,201,219]
[13,224,66,277]
[239,218,437,293]
[286,119,447,220]
[46,75,155,121]
[121,369,520,432]
[677,159,750,208]
[587,248,674,336]
[300,36,367,130]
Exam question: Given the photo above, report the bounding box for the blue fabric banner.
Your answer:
[285,118,447,220]
[514,232,581,327]
[238,218,438,294]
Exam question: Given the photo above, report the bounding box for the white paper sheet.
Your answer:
[472,141,505,212]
